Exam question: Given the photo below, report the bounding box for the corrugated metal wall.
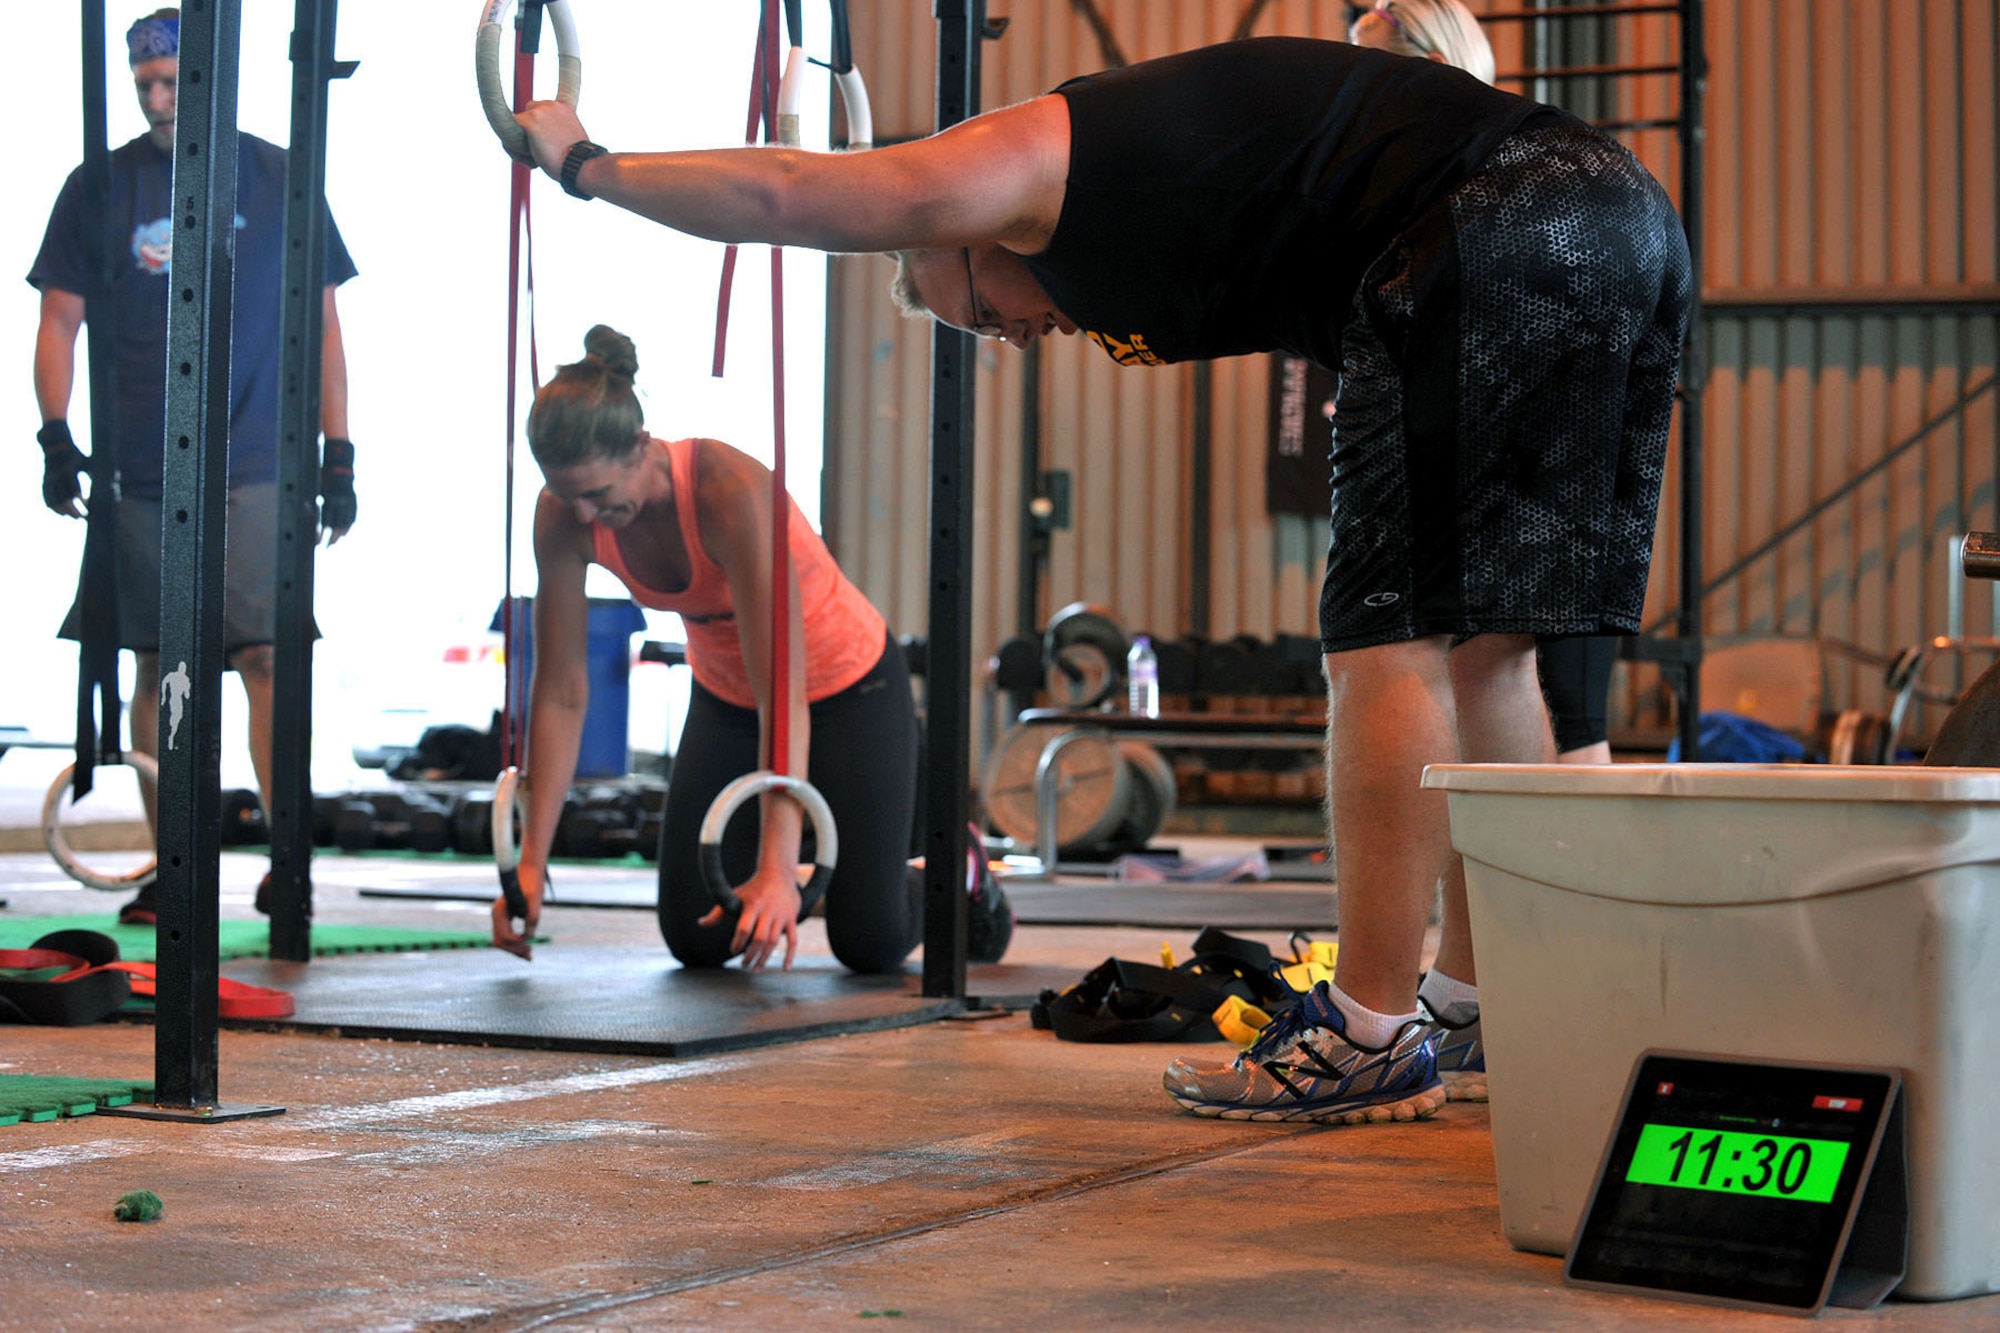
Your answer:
[823,1,1999,741]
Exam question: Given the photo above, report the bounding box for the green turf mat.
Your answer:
[0,1075,154,1126]
[0,916,494,963]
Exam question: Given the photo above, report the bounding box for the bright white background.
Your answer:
[5,2,834,795]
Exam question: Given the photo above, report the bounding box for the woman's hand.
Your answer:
[491,861,547,960]
[699,864,801,970]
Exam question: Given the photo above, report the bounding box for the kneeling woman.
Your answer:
[492,326,919,972]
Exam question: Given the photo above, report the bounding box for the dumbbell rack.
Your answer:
[1012,708,1326,877]
[309,780,668,863]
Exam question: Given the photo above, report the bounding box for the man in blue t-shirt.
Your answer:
[28,8,361,923]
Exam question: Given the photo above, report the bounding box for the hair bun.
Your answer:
[583,324,639,382]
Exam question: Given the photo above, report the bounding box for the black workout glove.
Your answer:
[319,436,356,542]
[37,420,90,517]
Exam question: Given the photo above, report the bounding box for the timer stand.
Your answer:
[1827,1087,1907,1310]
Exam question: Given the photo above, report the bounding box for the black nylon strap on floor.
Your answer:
[0,932,132,1027]
[1031,939,1297,1044]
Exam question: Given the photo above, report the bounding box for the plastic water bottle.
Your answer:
[1127,635,1159,718]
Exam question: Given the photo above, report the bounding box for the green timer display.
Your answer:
[1624,1124,1850,1203]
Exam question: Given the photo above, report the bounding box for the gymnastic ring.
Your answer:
[785,16,873,150]
[826,0,873,149]
[491,765,531,921]
[697,771,839,917]
[474,0,582,162]
[42,753,159,892]
[832,66,873,150]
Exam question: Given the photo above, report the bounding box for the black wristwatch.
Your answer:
[560,140,609,199]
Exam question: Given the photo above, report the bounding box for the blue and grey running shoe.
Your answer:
[1418,1000,1486,1103]
[1163,981,1445,1124]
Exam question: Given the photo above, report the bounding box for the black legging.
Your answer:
[1537,634,1620,754]
[657,635,920,973]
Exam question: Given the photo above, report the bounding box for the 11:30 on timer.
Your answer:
[1624,1125,1851,1203]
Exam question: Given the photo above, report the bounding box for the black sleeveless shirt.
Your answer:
[1020,38,1565,369]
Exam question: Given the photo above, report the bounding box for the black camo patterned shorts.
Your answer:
[1318,121,1692,653]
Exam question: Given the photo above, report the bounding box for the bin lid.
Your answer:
[1422,762,2000,803]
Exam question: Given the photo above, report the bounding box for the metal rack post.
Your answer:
[1486,0,1705,756]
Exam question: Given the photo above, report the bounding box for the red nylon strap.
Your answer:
[105,962,297,1020]
[0,948,93,979]
[710,23,768,378]
[761,0,792,777]
[713,1,793,777]
[500,30,543,773]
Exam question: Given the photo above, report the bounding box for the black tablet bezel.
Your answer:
[1562,1051,1901,1316]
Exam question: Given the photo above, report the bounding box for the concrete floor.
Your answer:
[5,843,2000,1330]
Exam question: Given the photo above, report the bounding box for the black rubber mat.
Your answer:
[356,866,1340,930]
[208,947,1077,1055]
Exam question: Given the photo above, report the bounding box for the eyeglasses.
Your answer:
[962,247,1004,339]
[1349,2,1413,46]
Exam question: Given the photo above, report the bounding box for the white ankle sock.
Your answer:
[1418,969,1480,1025]
[1327,982,1420,1049]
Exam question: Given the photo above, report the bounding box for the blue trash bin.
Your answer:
[490,597,649,779]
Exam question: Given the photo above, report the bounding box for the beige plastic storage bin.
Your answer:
[1423,763,2000,1301]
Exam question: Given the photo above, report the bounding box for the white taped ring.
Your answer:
[833,67,872,149]
[492,766,527,873]
[42,754,159,892]
[475,0,582,160]
[697,771,839,909]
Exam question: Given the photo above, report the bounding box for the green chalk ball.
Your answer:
[113,1190,163,1223]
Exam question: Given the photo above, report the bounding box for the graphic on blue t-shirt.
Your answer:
[129,213,247,275]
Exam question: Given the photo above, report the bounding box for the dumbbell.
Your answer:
[451,792,497,855]
[333,793,406,852]
[310,794,343,848]
[988,634,1044,694]
[331,791,451,853]
[407,793,453,854]
[220,788,267,846]
[1153,637,1197,713]
[632,785,667,862]
[554,786,643,859]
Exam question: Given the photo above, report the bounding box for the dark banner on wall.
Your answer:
[1266,353,1337,517]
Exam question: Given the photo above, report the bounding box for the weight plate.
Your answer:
[980,722,1129,852]
[1045,643,1115,710]
[1043,602,1127,709]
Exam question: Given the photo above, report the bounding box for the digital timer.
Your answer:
[1624,1124,1849,1203]
[1565,1053,1906,1315]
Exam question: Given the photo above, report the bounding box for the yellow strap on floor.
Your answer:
[1278,939,1337,993]
[1213,994,1274,1048]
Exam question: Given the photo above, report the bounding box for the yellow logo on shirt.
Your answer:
[1086,329,1165,367]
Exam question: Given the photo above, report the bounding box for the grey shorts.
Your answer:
[1319,122,1692,653]
[59,482,316,655]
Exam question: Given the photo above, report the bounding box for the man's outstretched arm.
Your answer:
[514,96,1071,256]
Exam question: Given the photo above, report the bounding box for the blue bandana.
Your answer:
[126,15,178,64]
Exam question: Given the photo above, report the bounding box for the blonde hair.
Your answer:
[1362,0,1496,85]
[526,325,646,470]
[889,251,935,320]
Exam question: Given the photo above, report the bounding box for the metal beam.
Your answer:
[267,0,354,962]
[73,0,125,794]
[153,0,242,1109]
[1674,0,1705,760]
[920,0,985,1001]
